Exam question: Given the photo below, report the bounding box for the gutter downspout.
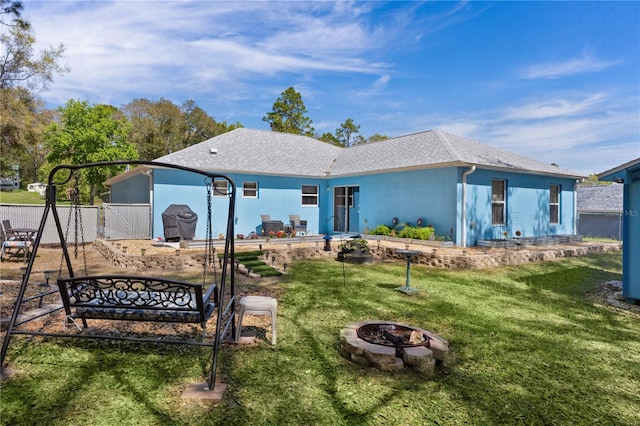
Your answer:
[461,165,476,248]
[573,180,579,236]
[144,169,153,239]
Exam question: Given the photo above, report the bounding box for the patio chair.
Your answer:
[289,215,307,234]
[261,215,283,235]
[0,222,33,262]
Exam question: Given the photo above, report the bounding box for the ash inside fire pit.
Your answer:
[357,323,429,347]
[339,320,450,375]
[356,323,429,357]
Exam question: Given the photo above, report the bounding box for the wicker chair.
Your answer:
[289,215,307,234]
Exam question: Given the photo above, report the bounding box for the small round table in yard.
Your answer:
[395,249,422,295]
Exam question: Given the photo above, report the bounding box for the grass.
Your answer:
[0,190,46,205]
[2,252,639,425]
[583,236,621,243]
[0,190,72,205]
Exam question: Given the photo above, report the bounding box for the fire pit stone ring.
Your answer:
[339,320,449,375]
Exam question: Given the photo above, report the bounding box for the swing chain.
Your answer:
[72,173,88,273]
[59,171,88,277]
[203,177,217,284]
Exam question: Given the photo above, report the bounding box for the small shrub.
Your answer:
[370,223,435,240]
[338,238,370,255]
[414,226,435,240]
[370,224,391,236]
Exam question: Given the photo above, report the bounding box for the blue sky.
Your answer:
[25,1,639,176]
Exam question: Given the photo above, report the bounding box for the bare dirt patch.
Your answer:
[1,244,282,340]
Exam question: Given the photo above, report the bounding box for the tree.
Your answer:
[318,132,340,146]
[0,0,69,92]
[123,98,240,160]
[182,99,240,147]
[123,98,185,160]
[579,174,611,186]
[1,0,28,29]
[262,87,314,136]
[0,86,52,182]
[367,133,388,143]
[44,100,138,204]
[335,118,362,147]
[1,0,68,186]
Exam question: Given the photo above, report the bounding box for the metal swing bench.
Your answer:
[0,160,237,394]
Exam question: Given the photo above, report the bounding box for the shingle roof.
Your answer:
[154,128,584,178]
[577,184,624,212]
[155,128,340,177]
[598,157,640,180]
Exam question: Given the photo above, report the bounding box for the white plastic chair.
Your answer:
[235,296,277,345]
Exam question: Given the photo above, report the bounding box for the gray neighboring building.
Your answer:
[577,184,623,240]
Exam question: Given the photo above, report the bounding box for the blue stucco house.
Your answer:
[106,128,584,247]
[599,158,640,303]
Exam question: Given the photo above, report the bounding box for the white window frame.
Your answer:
[301,184,318,206]
[213,178,228,197]
[550,184,560,224]
[492,179,506,225]
[242,181,258,198]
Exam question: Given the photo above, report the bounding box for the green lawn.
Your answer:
[0,189,73,205]
[0,190,46,205]
[2,252,639,425]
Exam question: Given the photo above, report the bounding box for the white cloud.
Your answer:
[520,48,620,79]
[259,20,376,55]
[501,93,607,120]
[25,0,395,107]
[372,75,391,90]
[395,92,639,175]
[349,74,392,100]
[19,1,638,177]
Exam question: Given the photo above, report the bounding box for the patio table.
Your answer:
[4,228,37,262]
[395,249,421,295]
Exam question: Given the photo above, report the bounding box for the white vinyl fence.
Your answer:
[100,204,151,240]
[1,203,151,245]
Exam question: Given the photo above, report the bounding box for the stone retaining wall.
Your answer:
[281,241,621,271]
[371,243,621,270]
[94,239,204,271]
[94,238,621,273]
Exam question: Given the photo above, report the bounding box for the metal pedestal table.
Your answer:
[395,249,422,295]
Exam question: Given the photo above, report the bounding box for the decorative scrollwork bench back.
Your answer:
[57,275,218,327]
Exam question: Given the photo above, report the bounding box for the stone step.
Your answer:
[15,302,63,323]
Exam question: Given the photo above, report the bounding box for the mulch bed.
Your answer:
[0,244,281,341]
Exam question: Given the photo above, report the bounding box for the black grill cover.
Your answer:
[162,204,198,242]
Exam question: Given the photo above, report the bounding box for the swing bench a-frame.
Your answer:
[0,160,237,395]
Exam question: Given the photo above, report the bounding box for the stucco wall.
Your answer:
[623,174,640,299]
[152,169,324,240]
[463,169,577,246]
[229,173,324,236]
[147,166,579,246]
[328,167,459,238]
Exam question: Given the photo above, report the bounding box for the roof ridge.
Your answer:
[433,129,463,162]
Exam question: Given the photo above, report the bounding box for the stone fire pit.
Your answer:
[339,320,449,376]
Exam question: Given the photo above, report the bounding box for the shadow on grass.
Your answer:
[375,282,399,290]
[249,253,639,424]
[3,253,636,425]
[1,339,214,425]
